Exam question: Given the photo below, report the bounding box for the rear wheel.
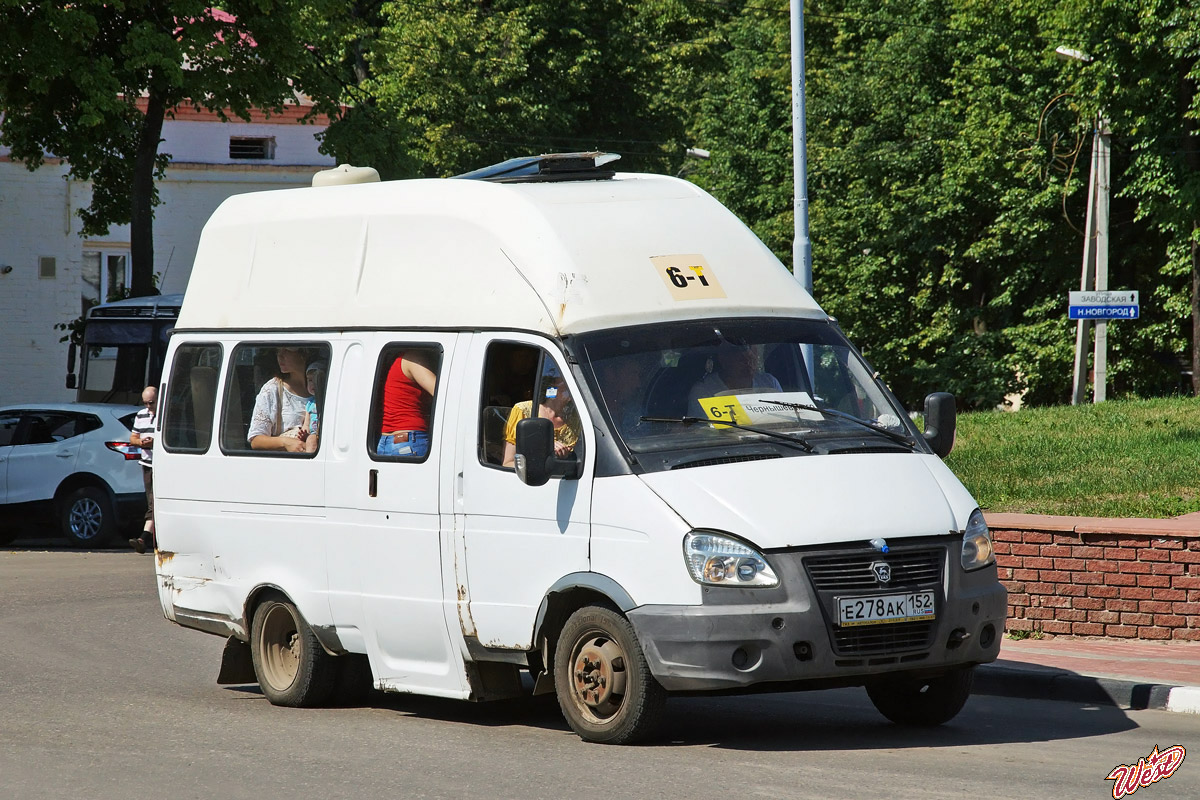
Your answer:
[554,605,666,745]
[866,666,975,726]
[250,595,337,707]
[60,486,115,547]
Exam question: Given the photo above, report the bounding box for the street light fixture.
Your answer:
[1055,46,1092,63]
[1057,45,1111,404]
[676,146,711,179]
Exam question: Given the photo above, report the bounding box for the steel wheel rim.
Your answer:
[259,604,301,692]
[69,498,103,539]
[568,631,628,723]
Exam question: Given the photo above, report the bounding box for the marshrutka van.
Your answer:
[153,153,1006,744]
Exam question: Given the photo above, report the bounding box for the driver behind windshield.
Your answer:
[687,338,781,417]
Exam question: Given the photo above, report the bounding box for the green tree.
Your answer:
[690,1,1046,409]
[0,1,345,296]
[1045,1,1200,396]
[318,0,731,178]
[689,0,1198,408]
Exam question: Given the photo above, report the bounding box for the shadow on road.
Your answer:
[2,536,133,553]
[222,680,1135,751]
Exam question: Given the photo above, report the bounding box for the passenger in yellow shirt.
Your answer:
[502,374,579,467]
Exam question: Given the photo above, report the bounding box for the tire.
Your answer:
[250,595,337,707]
[60,486,115,547]
[554,605,666,745]
[866,666,975,727]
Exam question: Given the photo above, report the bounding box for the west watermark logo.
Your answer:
[1104,745,1185,799]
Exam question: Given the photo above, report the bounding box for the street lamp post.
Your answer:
[1057,47,1111,405]
[1071,114,1112,404]
[791,1,813,295]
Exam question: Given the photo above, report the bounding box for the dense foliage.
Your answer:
[684,0,1200,408]
[4,1,1199,410]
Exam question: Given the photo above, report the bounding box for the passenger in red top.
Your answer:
[378,351,438,458]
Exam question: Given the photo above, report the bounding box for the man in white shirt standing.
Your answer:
[129,386,157,554]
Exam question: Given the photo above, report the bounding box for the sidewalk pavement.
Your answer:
[975,636,1200,713]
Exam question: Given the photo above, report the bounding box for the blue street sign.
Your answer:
[1068,290,1139,321]
[1069,305,1139,320]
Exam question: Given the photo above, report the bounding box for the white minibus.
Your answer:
[152,153,1005,744]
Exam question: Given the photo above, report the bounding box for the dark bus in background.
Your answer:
[67,294,182,405]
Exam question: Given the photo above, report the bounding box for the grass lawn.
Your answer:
[943,396,1200,518]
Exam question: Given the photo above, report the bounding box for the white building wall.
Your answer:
[162,120,329,166]
[0,113,335,405]
[0,162,83,404]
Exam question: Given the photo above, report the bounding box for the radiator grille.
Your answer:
[802,545,946,657]
[804,547,943,591]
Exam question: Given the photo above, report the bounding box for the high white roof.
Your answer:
[176,172,823,335]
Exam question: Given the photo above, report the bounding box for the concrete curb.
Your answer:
[1166,686,1200,714]
[975,663,1199,712]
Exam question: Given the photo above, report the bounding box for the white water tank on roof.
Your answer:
[312,164,380,187]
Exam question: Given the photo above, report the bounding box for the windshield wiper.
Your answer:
[639,415,814,452]
[755,399,916,448]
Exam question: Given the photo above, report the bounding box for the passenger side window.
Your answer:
[163,343,223,453]
[368,344,441,462]
[220,342,331,456]
[478,343,582,470]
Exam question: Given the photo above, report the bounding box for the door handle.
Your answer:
[368,468,378,498]
[56,452,73,459]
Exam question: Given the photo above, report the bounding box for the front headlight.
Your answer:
[683,531,779,588]
[961,508,995,570]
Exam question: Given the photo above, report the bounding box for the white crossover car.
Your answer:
[0,403,145,547]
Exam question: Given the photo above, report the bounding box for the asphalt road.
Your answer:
[2,545,1198,800]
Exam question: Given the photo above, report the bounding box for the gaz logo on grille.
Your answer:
[871,562,892,583]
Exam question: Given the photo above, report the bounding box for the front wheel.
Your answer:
[866,666,975,726]
[59,486,115,547]
[554,605,666,745]
[250,595,337,707]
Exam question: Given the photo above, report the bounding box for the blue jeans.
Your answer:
[376,431,430,458]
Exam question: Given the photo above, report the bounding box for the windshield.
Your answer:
[77,320,174,404]
[577,318,924,468]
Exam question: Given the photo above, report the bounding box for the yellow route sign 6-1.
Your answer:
[650,254,726,300]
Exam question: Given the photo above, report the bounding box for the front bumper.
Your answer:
[627,537,1006,692]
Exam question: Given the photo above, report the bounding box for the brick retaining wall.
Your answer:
[986,513,1200,641]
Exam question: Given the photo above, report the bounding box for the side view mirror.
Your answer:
[514,417,582,486]
[922,392,956,458]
